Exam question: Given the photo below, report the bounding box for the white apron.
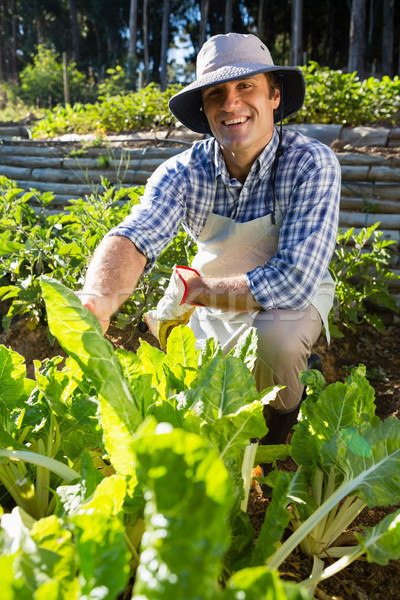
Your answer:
[189,205,335,352]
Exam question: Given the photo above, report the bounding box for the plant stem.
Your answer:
[320,496,365,549]
[36,438,50,512]
[306,555,325,598]
[0,449,80,483]
[266,479,352,570]
[240,442,258,512]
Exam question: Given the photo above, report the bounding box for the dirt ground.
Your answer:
[1,311,400,599]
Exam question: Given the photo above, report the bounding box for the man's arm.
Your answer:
[79,235,147,333]
[185,273,263,312]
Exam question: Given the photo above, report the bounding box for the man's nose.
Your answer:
[221,87,240,111]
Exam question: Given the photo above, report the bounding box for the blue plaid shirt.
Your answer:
[109,127,341,311]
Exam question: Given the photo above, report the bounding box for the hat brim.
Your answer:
[168,65,305,135]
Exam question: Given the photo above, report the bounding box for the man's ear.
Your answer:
[272,88,281,110]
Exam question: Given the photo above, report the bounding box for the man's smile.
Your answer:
[223,116,249,126]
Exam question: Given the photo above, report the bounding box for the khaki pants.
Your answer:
[252,305,322,412]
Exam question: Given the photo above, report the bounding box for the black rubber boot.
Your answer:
[258,404,300,497]
[259,353,323,496]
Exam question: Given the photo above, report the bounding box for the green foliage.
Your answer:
[328,223,399,336]
[2,283,400,599]
[27,64,400,137]
[19,46,93,108]
[0,175,196,334]
[294,62,400,125]
[31,83,183,138]
[0,82,41,122]
[0,176,137,332]
[97,65,133,97]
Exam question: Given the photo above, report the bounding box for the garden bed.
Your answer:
[1,313,399,600]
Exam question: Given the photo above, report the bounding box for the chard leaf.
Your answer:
[223,507,255,572]
[137,339,166,387]
[79,474,127,516]
[254,444,291,465]
[199,336,223,367]
[166,325,198,373]
[226,566,309,599]
[57,452,104,515]
[300,365,377,444]
[321,417,400,506]
[268,417,400,571]
[290,419,321,470]
[71,512,130,599]
[133,425,234,600]
[40,277,143,476]
[202,401,266,463]
[356,509,400,565]
[251,472,292,565]
[1,510,79,599]
[183,356,259,421]
[0,345,30,405]
[286,466,319,520]
[0,554,28,599]
[228,327,258,372]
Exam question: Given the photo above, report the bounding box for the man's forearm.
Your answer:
[80,235,147,331]
[185,274,263,312]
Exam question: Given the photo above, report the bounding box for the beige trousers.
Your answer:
[252,305,322,412]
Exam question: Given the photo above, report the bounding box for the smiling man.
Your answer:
[81,33,341,484]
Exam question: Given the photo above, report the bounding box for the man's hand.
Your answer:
[80,235,147,335]
[77,291,112,334]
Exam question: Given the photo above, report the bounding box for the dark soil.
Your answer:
[1,312,400,599]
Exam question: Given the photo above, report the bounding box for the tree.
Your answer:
[128,0,138,84]
[348,0,367,77]
[160,0,170,90]
[199,0,209,48]
[291,0,303,65]
[142,0,149,85]
[225,0,233,33]
[67,0,80,64]
[382,0,394,76]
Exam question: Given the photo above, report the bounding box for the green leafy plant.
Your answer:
[251,365,400,596]
[0,177,137,331]
[19,45,94,108]
[328,223,400,336]
[31,82,183,138]
[2,278,400,599]
[294,62,400,125]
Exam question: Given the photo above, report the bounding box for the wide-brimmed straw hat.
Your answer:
[169,33,305,135]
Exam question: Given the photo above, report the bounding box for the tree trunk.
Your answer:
[199,0,209,48]
[67,0,80,64]
[35,0,45,45]
[0,0,4,81]
[142,0,149,85]
[128,0,138,84]
[159,0,170,90]
[348,0,366,78]
[291,0,303,65]
[10,0,17,80]
[225,0,233,33]
[257,0,265,40]
[381,0,394,76]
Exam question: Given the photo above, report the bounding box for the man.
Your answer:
[81,33,341,459]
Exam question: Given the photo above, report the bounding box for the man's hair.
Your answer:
[264,72,280,98]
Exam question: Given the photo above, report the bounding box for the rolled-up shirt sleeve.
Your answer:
[246,146,341,311]
[106,163,186,273]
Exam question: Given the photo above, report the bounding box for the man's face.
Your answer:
[201,74,280,161]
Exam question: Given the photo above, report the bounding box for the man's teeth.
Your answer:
[224,117,247,125]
